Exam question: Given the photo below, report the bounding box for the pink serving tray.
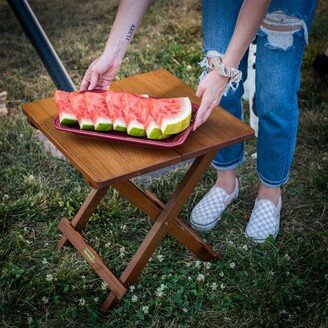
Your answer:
[53,102,198,149]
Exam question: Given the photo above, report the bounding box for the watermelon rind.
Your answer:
[79,118,94,130]
[95,122,113,131]
[161,98,192,135]
[95,118,113,131]
[113,118,127,132]
[146,122,170,140]
[127,120,146,137]
[60,114,78,126]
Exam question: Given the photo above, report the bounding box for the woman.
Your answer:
[81,0,317,243]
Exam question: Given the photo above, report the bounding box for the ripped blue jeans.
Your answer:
[202,0,317,187]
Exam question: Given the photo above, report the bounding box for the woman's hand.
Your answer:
[80,54,121,91]
[193,69,229,131]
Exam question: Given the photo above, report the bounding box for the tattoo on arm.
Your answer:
[125,24,136,41]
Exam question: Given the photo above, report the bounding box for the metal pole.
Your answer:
[7,0,76,91]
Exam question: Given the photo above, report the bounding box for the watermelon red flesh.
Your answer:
[105,91,127,131]
[54,90,77,125]
[84,92,113,131]
[68,92,94,130]
[132,98,169,139]
[121,94,147,136]
[150,97,192,135]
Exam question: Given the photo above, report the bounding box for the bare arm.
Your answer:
[81,0,152,91]
[194,0,271,130]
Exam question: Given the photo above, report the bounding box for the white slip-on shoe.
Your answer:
[245,196,282,243]
[190,178,239,232]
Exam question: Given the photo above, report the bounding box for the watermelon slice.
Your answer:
[150,97,192,135]
[69,92,94,130]
[133,98,169,139]
[84,92,113,131]
[54,90,77,125]
[122,93,147,137]
[105,91,127,132]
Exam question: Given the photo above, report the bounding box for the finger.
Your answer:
[88,70,99,91]
[196,84,205,98]
[98,77,112,90]
[80,69,91,91]
[193,92,211,130]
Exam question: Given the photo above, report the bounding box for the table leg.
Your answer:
[57,187,109,249]
[102,152,216,312]
[112,181,220,262]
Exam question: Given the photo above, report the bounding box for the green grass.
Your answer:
[0,0,327,327]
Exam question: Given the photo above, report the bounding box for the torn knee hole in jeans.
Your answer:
[260,11,308,50]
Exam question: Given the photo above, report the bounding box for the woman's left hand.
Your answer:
[193,69,229,131]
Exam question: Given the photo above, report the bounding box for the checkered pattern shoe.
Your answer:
[245,196,282,243]
[190,178,239,232]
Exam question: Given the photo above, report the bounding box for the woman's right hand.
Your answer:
[80,53,121,91]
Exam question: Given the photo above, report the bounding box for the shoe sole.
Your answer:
[244,229,279,244]
[190,217,221,232]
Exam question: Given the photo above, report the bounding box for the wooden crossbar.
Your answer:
[58,218,127,300]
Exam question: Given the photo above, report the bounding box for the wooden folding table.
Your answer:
[22,69,254,313]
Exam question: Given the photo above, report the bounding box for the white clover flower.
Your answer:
[284,253,290,260]
[157,254,164,262]
[3,194,9,200]
[183,308,188,313]
[229,262,236,269]
[161,274,166,280]
[19,133,24,138]
[78,298,86,306]
[105,242,111,248]
[196,274,205,282]
[42,258,48,265]
[120,224,127,231]
[27,317,33,325]
[195,260,201,268]
[286,271,290,276]
[228,240,234,245]
[204,262,212,269]
[142,306,149,314]
[41,296,49,304]
[101,281,108,290]
[186,65,192,71]
[188,276,192,281]
[119,246,125,258]
[156,290,164,298]
[46,274,53,282]
[130,285,135,292]
[158,284,166,291]
[210,282,218,291]
[131,295,138,302]
[220,283,226,290]
[27,175,35,183]
[242,245,248,250]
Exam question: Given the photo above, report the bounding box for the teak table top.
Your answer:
[22,69,254,188]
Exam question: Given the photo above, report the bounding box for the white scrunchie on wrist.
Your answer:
[208,57,242,85]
